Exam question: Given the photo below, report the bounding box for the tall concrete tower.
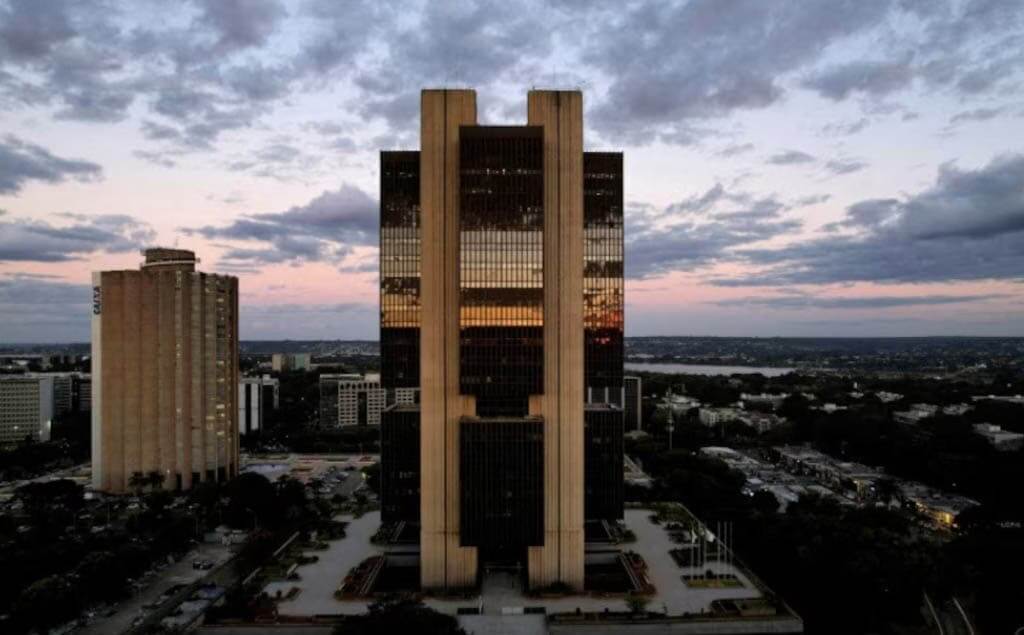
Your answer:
[91,248,239,493]
[380,90,624,591]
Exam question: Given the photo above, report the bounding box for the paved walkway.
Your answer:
[266,509,761,618]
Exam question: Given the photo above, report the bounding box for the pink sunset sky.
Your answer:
[1,0,1023,342]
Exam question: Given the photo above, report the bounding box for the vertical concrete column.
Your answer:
[91,272,104,490]
[157,272,176,489]
[140,272,159,476]
[420,88,478,590]
[527,90,585,590]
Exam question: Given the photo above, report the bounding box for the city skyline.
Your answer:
[2,1,1024,342]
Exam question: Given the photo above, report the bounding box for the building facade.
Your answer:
[0,375,54,446]
[91,248,239,493]
[239,375,279,436]
[624,375,642,431]
[320,373,386,427]
[272,352,311,372]
[380,89,624,590]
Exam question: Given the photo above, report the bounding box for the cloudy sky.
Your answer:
[1,0,1023,343]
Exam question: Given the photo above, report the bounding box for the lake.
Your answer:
[624,362,795,377]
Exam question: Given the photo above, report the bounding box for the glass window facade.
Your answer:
[380,151,421,390]
[583,152,624,397]
[459,127,545,417]
[380,139,625,530]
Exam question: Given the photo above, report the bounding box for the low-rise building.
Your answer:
[0,375,54,445]
[239,375,280,436]
[894,403,938,425]
[739,411,787,433]
[875,391,903,403]
[973,423,1024,451]
[699,407,742,427]
[971,394,1024,405]
[739,392,789,410]
[899,482,978,529]
[272,353,312,372]
[942,403,972,416]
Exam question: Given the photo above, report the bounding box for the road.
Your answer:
[76,541,233,635]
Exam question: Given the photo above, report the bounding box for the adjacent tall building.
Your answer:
[380,89,624,590]
[91,248,239,493]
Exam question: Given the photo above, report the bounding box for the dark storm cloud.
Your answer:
[718,293,1009,310]
[626,184,801,278]
[767,150,815,166]
[0,135,101,193]
[186,184,377,268]
[713,155,1024,286]
[0,213,154,262]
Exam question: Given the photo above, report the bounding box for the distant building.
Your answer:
[740,392,789,410]
[973,423,1024,451]
[699,407,742,427]
[75,374,92,412]
[662,393,701,415]
[50,373,73,415]
[894,403,938,425]
[971,394,1024,405]
[30,371,91,416]
[942,403,972,416]
[817,403,847,413]
[739,411,786,433]
[0,375,54,445]
[92,248,239,493]
[239,375,280,436]
[320,373,385,426]
[875,391,903,403]
[272,353,312,372]
[899,482,978,529]
[624,376,641,431]
[394,387,420,405]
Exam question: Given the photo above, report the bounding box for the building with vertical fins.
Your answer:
[380,89,623,590]
[91,248,239,493]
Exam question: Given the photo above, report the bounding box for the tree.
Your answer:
[335,595,466,635]
[129,471,148,495]
[625,591,650,615]
[362,463,381,494]
[875,478,899,506]
[752,490,779,515]
[13,575,81,632]
[146,469,166,490]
